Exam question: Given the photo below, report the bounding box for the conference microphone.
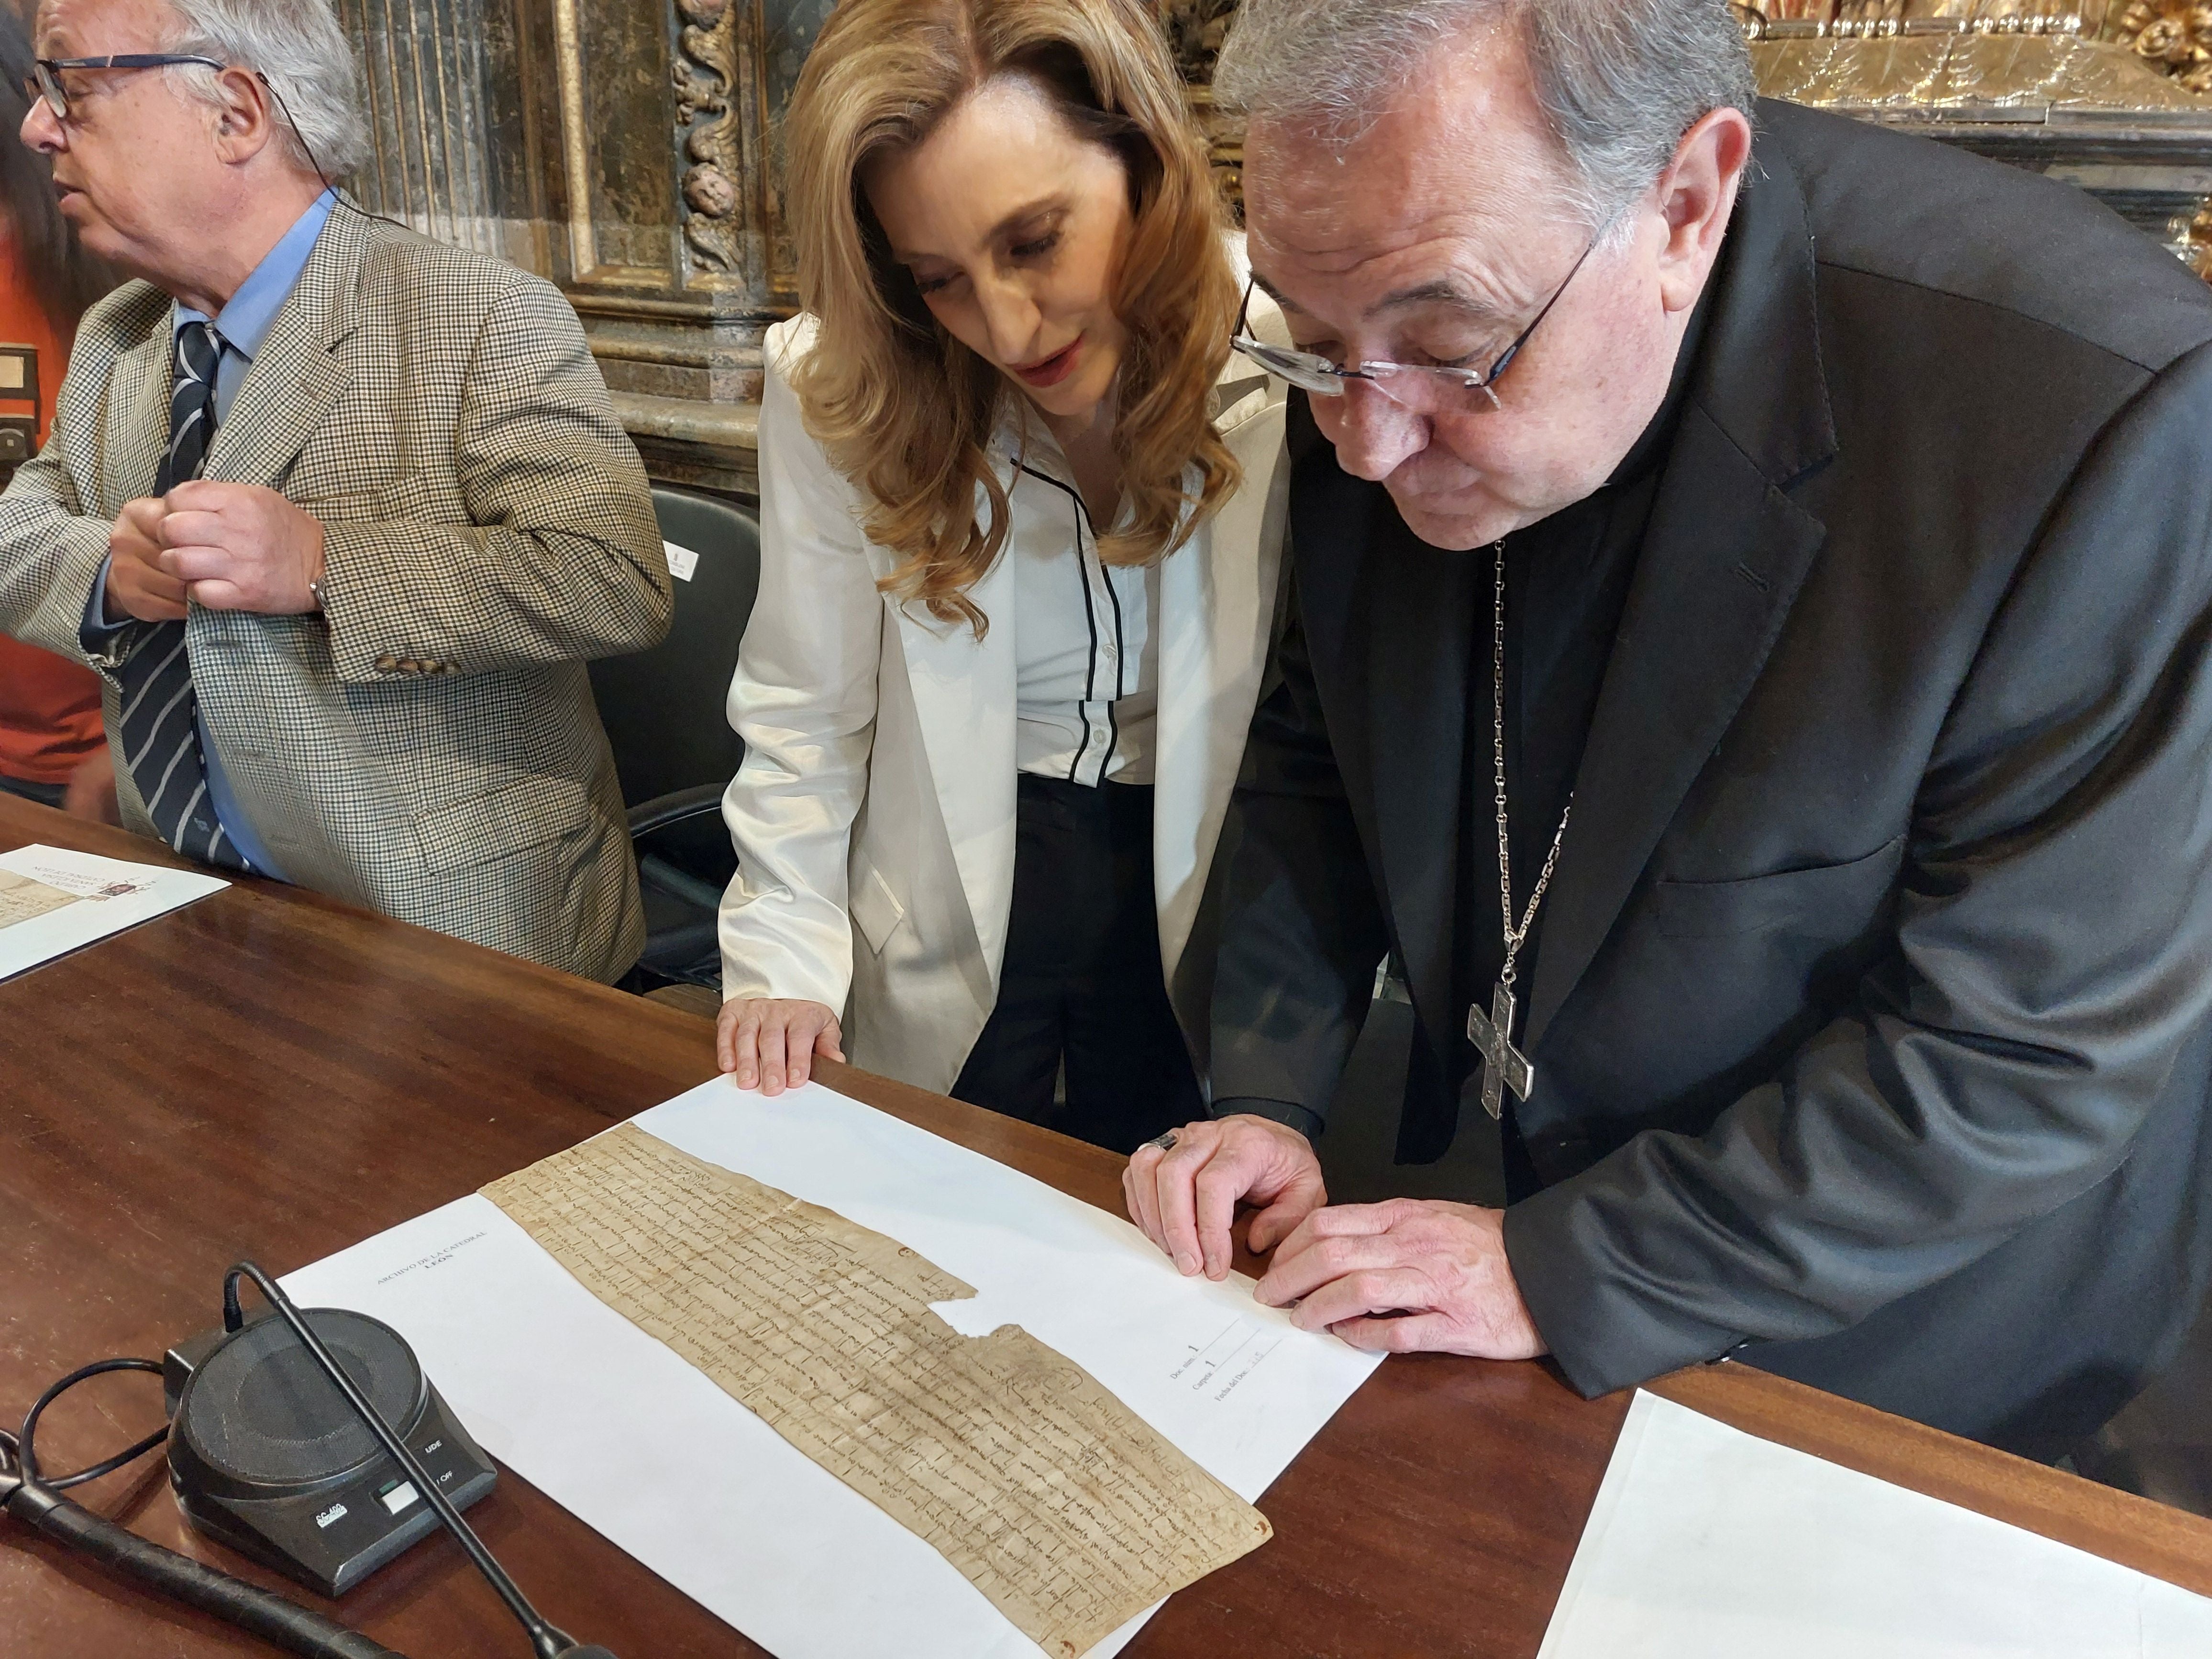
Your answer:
[1,1261,621,1659]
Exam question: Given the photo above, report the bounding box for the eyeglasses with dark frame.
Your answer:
[1229,230,1608,416]
[27,55,365,233]
[25,55,229,123]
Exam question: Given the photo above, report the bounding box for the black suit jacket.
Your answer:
[1205,100,2212,1459]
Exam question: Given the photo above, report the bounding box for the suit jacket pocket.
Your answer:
[1653,834,1908,940]
[412,772,589,876]
[294,472,436,528]
[849,859,907,955]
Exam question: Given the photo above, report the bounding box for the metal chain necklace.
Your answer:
[1466,539,1573,1120]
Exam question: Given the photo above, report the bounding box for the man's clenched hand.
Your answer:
[158,481,326,614]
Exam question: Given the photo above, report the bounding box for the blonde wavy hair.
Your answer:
[783,0,1243,633]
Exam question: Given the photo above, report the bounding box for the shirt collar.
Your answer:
[174,188,337,358]
[1604,273,1716,491]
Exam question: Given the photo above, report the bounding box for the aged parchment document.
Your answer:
[481,1124,1271,1657]
[0,868,78,929]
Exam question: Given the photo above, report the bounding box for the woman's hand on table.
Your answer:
[717,997,844,1094]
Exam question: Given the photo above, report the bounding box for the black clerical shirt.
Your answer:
[1453,304,1706,1191]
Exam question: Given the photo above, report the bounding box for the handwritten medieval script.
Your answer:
[481,1124,1270,1656]
[0,868,78,930]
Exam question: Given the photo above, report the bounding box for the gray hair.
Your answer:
[1213,0,1756,230]
[162,0,371,180]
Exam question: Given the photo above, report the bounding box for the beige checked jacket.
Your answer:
[0,207,670,983]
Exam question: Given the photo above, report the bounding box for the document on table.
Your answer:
[481,1123,1270,1658]
[0,843,228,982]
[1540,1390,2212,1659]
[284,1079,1383,1659]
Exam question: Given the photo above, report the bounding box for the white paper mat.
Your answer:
[285,1078,1382,1659]
[1540,1389,2212,1658]
[0,842,227,982]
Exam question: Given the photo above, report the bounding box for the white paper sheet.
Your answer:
[284,1079,1382,1659]
[0,843,228,982]
[1539,1390,2212,1659]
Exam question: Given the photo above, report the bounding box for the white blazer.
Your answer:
[719,275,1293,1095]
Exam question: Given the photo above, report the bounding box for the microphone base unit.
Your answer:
[165,1311,498,1599]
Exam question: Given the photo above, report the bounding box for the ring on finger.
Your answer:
[1146,1130,1178,1153]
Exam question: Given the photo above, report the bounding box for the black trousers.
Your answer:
[951,774,1202,1155]
[0,772,66,809]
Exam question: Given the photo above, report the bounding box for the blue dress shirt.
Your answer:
[87,189,336,880]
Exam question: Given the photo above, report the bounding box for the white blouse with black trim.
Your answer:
[1008,457,1159,788]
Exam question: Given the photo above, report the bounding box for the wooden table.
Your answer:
[5,794,2210,1657]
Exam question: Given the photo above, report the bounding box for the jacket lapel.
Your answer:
[1524,135,1838,1048]
[890,496,1022,987]
[202,204,366,489]
[100,327,175,511]
[1153,366,1290,976]
[1294,402,1474,1038]
[1363,501,1477,1041]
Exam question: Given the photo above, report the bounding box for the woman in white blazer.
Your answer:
[714,0,1290,1153]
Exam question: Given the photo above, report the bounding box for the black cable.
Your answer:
[2,1282,613,1657]
[1,1368,406,1659]
[17,1356,168,1491]
[251,72,418,238]
[224,1264,610,1659]
[3,1479,406,1658]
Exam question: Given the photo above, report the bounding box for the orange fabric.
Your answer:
[0,236,68,445]
[0,636,103,783]
[0,237,102,785]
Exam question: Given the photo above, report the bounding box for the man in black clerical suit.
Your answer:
[1123,0,2212,1461]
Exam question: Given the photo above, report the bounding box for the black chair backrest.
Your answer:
[590,487,761,808]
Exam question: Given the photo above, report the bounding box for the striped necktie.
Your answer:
[115,321,246,871]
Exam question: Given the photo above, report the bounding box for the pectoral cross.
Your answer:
[1466,982,1533,1122]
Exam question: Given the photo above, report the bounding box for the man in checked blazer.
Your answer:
[0,0,669,983]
